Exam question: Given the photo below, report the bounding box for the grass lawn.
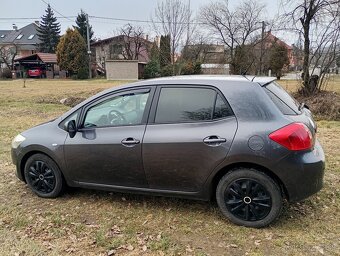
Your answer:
[0,78,339,255]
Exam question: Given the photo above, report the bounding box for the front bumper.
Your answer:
[277,140,325,202]
[11,147,25,182]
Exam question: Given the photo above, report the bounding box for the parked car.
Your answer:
[27,67,45,78]
[11,76,325,227]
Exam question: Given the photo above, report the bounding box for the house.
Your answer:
[263,32,296,68]
[91,35,152,77]
[0,23,41,69]
[182,44,229,74]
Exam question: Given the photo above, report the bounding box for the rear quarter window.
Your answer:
[264,82,300,115]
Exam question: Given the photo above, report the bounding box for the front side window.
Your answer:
[83,90,150,128]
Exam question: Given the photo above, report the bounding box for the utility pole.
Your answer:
[86,14,92,79]
[260,21,266,76]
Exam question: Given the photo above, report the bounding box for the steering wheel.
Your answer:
[108,110,126,125]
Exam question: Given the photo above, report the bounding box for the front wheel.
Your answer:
[24,154,64,198]
[216,168,283,228]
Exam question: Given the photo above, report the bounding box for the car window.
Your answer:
[213,94,234,119]
[83,90,150,128]
[264,82,300,114]
[264,89,296,115]
[59,109,81,130]
[155,87,216,123]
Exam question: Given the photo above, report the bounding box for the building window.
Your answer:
[16,34,23,40]
[28,34,35,40]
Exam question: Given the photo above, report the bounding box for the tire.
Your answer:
[24,154,64,198]
[216,168,282,228]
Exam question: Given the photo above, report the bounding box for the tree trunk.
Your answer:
[302,22,311,95]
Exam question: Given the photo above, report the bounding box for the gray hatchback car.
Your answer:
[11,76,325,227]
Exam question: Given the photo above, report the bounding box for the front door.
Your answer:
[64,88,153,187]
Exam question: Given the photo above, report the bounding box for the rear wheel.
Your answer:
[24,154,64,198]
[216,168,282,228]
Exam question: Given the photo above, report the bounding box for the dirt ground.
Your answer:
[0,78,339,256]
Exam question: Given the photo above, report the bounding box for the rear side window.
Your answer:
[155,87,233,123]
[264,82,300,115]
[214,94,233,119]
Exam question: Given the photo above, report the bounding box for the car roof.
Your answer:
[133,75,276,86]
[59,75,276,120]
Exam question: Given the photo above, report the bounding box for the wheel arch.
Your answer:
[20,150,65,183]
[209,162,289,201]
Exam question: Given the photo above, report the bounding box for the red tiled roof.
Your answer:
[15,52,57,63]
[37,53,57,63]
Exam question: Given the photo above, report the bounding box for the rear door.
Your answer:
[142,86,237,192]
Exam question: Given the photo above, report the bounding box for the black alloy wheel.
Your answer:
[24,154,64,198]
[225,178,272,221]
[216,168,282,228]
[26,160,56,194]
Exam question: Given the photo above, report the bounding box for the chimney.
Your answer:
[12,24,18,31]
[35,20,40,26]
[155,36,160,47]
[145,34,149,41]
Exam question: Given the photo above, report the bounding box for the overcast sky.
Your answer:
[0,0,292,43]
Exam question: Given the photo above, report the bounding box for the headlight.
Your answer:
[11,134,26,149]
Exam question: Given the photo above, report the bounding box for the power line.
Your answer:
[40,0,74,22]
[0,17,76,20]
[89,15,203,25]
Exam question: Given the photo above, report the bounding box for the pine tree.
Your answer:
[74,9,94,43]
[144,41,161,79]
[37,4,61,53]
[56,28,88,78]
[159,35,171,68]
[269,42,290,79]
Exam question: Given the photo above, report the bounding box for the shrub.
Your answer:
[161,64,174,77]
[77,67,89,79]
[0,68,12,79]
[144,60,160,79]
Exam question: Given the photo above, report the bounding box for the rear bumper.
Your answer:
[278,140,325,202]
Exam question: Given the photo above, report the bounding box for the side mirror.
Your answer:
[67,120,77,138]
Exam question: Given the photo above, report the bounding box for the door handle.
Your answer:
[121,137,140,147]
[203,136,226,146]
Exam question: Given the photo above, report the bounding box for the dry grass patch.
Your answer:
[0,79,339,255]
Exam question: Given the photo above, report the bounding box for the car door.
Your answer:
[64,87,154,187]
[142,86,238,192]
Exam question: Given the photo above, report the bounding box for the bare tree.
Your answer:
[0,44,18,70]
[152,0,191,69]
[181,33,212,63]
[200,0,267,74]
[120,23,148,60]
[109,24,149,61]
[281,0,340,95]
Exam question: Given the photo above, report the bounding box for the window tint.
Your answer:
[84,90,150,128]
[155,88,216,123]
[264,82,300,114]
[264,89,296,115]
[213,94,233,119]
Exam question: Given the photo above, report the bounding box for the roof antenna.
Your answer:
[241,71,250,81]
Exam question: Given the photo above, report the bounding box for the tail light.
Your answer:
[269,123,313,151]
